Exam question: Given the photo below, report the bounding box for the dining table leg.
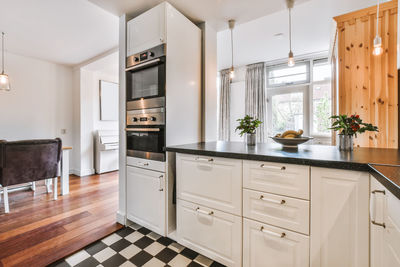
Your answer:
[61,149,70,196]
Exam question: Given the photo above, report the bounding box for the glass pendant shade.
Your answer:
[0,32,10,91]
[288,51,295,67]
[373,35,383,56]
[229,67,235,79]
[373,0,383,56]
[0,72,10,91]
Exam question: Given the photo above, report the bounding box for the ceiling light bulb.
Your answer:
[229,67,235,79]
[373,35,383,56]
[288,51,295,67]
[0,73,10,91]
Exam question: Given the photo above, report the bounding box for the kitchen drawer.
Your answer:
[243,218,309,267]
[243,160,310,200]
[177,153,242,216]
[127,156,165,173]
[177,199,242,267]
[243,189,309,235]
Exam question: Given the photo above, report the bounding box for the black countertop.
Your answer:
[166,141,400,199]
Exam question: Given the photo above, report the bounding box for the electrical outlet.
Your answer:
[61,129,67,135]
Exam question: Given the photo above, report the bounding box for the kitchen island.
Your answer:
[166,141,400,267]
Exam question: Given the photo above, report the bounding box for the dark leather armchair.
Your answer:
[0,138,62,213]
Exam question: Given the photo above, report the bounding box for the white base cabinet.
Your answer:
[177,199,242,267]
[243,218,309,267]
[371,176,400,267]
[126,166,166,235]
[176,153,376,267]
[177,153,242,216]
[310,167,369,267]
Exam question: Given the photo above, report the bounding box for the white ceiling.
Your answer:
[89,0,309,31]
[217,0,381,70]
[0,0,119,66]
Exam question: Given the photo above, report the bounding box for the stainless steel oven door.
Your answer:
[126,127,165,161]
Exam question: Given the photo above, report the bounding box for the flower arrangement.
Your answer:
[329,114,378,136]
[235,115,262,137]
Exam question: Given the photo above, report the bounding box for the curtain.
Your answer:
[245,62,266,142]
[218,69,231,141]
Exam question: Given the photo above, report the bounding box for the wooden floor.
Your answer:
[0,172,122,267]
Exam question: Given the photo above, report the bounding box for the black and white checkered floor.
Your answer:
[49,223,225,267]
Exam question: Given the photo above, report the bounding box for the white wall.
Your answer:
[0,51,73,153]
[72,52,119,176]
[217,0,379,70]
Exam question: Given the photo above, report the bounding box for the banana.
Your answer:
[280,129,304,138]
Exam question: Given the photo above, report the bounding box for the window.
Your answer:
[267,62,310,87]
[266,57,332,143]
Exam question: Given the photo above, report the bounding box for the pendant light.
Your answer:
[373,0,383,56]
[0,32,10,91]
[286,0,295,67]
[228,19,235,80]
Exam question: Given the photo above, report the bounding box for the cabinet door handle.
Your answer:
[370,190,386,228]
[260,226,286,238]
[158,175,164,191]
[137,162,149,166]
[260,195,286,205]
[260,164,286,170]
[196,207,214,216]
[195,157,213,162]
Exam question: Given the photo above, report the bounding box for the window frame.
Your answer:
[266,56,332,144]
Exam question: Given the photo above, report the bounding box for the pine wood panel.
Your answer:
[334,0,398,148]
[0,172,122,267]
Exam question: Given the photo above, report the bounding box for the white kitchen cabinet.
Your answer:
[243,218,309,267]
[177,199,242,267]
[370,176,400,267]
[176,153,242,216]
[243,188,310,235]
[127,2,166,56]
[243,160,310,200]
[310,167,369,267]
[126,166,166,235]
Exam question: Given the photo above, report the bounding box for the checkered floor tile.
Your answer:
[48,223,226,267]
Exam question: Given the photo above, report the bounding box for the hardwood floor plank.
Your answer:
[0,172,121,267]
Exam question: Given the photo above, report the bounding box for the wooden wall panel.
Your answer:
[334,0,398,148]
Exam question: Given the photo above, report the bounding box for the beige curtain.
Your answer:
[218,69,231,141]
[245,62,266,142]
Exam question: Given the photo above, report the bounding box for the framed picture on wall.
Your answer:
[99,80,118,121]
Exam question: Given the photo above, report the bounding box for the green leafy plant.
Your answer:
[329,114,378,136]
[235,115,262,137]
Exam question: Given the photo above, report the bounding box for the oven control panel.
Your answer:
[127,108,165,126]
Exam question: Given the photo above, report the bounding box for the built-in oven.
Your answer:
[126,126,165,161]
[126,44,166,103]
[126,97,166,162]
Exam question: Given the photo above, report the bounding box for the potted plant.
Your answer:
[235,115,262,146]
[329,114,378,150]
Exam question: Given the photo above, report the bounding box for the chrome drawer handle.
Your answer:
[371,221,386,228]
[138,162,149,166]
[260,226,286,238]
[195,157,213,162]
[372,190,385,195]
[196,207,214,216]
[260,164,286,170]
[370,189,386,228]
[260,195,286,205]
[158,175,163,191]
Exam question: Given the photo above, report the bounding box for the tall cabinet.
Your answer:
[123,2,201,237]
[334,1,398,148]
